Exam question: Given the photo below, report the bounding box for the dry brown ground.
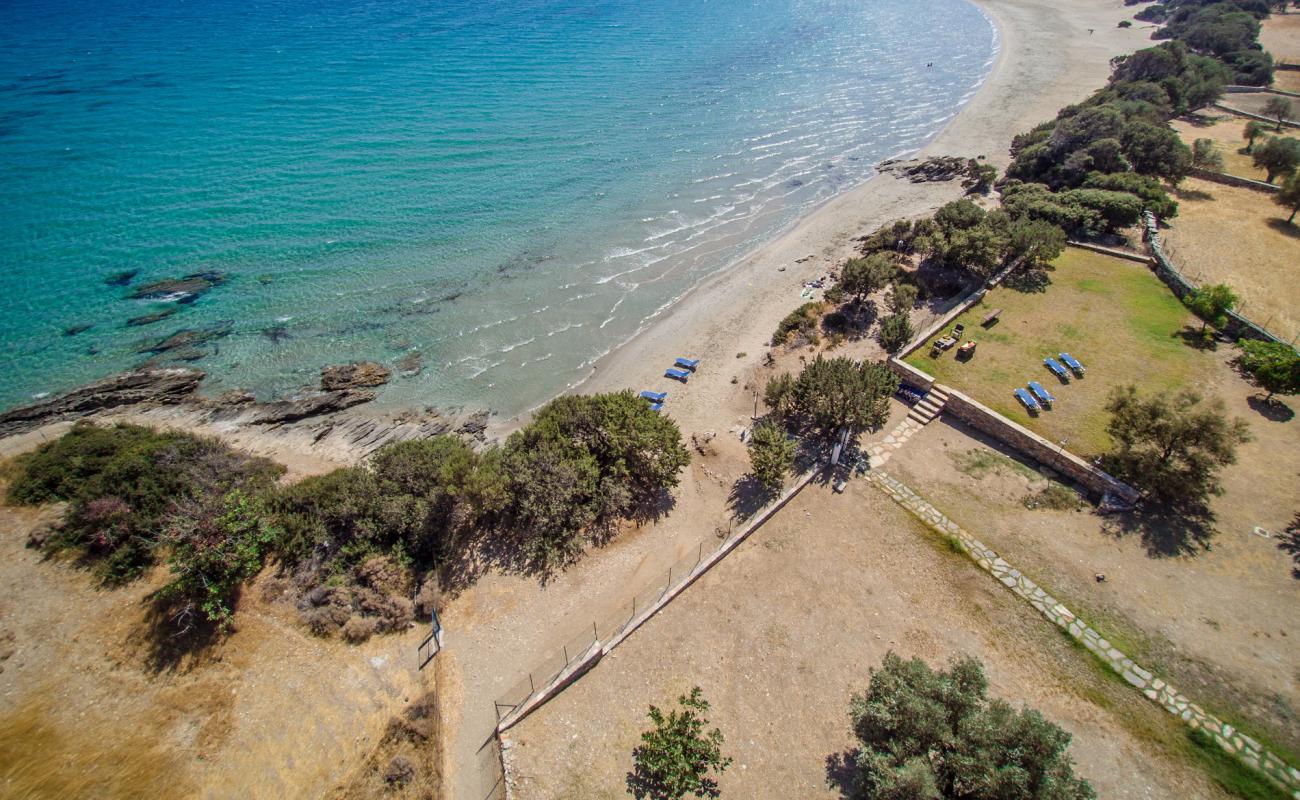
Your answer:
[1173,114,1270,181]
[884,374,1300,763]
[0,497,431,800]
[1274,71,1300,93]
[1262,14,1300,66]
[505,481,1231,800]
[1161,177,1300,342]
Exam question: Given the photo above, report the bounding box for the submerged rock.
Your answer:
[397,352,423,377]
[0,368,205,436]
[125,307,179,327]
[62,323,93,337]
[104,269,139,287]
[321,362,391,391]
[128,270,226,303]
[137,322,233,355]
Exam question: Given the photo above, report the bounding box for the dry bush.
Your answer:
[342,616,380,644]
[330,691,440,800]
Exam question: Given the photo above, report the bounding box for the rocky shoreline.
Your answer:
[0,363,492,468]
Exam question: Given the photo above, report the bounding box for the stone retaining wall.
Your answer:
[1225,84,1300,99]
[1188,166,1280,194]
[938,386,1142,504]
[1065,241,1154,263]
[869,470,1300,800]
[1213,101,1300,129]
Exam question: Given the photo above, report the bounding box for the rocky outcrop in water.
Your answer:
[128,271,225,303]
[104,269,139,287]
[126,307,179,327]
[321,362,391,391]
[137,322,233,355]
[0,368,205,436]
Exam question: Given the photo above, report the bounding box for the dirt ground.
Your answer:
[884,389,1300,762]
[0,496,431,800]
[1172,114,1271,182]
[1262,14,1300,66]
[505,479,1232,800]
[1162,176,1300,343]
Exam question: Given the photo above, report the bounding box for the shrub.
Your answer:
[1118,19,1134,27]
[876,313,914,355]
[627,687,731,800]
[790,356,899,435]
[773,301,825,345]
[747,420,796,494]
[843,652,1095,799]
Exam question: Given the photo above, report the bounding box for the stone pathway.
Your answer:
[866,469,1300,799]
[864,416,926,470]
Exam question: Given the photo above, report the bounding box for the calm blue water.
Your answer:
[0,0,996,416]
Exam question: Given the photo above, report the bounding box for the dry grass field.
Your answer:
[1162,177,1300,342]
[1274,70,1300,93]
[886,407,1300,770]
[1262,14,1300,66]
[905,249,1202,456]
[1172,114,1270,181]
[506,481,1238,800]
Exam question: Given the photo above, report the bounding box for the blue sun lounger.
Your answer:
[1059,352,1085,377]
[649,402,664,413]
[1027,381,1055,407]
[665,368,690,382]
[1044,357,1069,381]
[674,357,699,371]
[1014,387,1040,412]
[639,390,668,403]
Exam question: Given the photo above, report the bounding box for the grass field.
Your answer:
[1162,177,1300,342]
[1172,115,1270,182]
[1262,14,1300,66]
[905,249,1202,457]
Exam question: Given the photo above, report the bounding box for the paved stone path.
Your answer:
[864,416,925,470]
[867,469,1300,799]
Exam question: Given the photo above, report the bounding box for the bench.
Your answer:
[981,308,1002,327]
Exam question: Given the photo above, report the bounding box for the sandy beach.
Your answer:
[576,0,1147,444]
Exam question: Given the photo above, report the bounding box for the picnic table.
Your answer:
[981,308,1002,327]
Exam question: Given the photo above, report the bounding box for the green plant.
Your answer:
[843,652,1095,799]
[1184,283,1237,332]
[747,420,796,494]
[1263,96,1294,131]
[790,355,899,435]
[773,301,824,345]
[876,312,914,355]
[1191,137,1223,171]
[1275,171,1300,225]
[1237,339,1300,400]
[627,687,731,800]
[1252,136,1300,183]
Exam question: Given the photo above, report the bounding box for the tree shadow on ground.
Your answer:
[1247,394,1296,422]
[1103,502,1217,558]
[1266,218,1300,240]
[1003,267,1053,294]
[1278,517,1300,579]
[1171,184,1215,202]
[133,592,227,675]
[1183,112,1218,128]
[824,749,859,800]
[727,474,773,522]
[1173,324,1217,351]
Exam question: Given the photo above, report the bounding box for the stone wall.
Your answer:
[1064,241,1153,263]
[939,386,1142,504]
[888,357,936,392]
[1213,101,1300,129]
[1188,166,1280,194]
[1225,84,1300,99]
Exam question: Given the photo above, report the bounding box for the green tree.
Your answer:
[876,313,914,355]
[763,372,797,418]
[1243,120,1267,153]
[1191,137,1223,171]
[1237,339,1300,401]
[1185,283,1237,332]
[1263,96,1295,131]
[1103,386,1250,509]
[1121,120,1192,182]
[887,283,918,316]
[1004,217,1067,270]
[841,254,897,301]
[747,420,796,494]
[1252,136,1300,183]
[791,356,899,435]
[1275,171,1300,225]
[963,159,998,194]
[159,489,280,630]
[627,687,731,800]
[844,652,1095,800]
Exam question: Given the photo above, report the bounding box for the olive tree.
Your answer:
[1237,339,1300,401]
[1263,96,1295,131]
[1276,171,1300,225]
[1252,136,1300,183]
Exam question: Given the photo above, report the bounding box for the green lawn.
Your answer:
[906,249,1203,457]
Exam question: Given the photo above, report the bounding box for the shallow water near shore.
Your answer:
[0,0,995,416]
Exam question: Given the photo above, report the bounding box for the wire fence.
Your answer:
[491,470,816,729]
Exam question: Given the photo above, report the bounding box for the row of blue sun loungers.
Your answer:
[641,358,700,412]
[1044,352,1086,381]
[1018,354,1085,411]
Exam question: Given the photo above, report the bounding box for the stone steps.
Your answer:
[905,387,949,426]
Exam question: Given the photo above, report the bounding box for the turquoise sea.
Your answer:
[0,0,996,416]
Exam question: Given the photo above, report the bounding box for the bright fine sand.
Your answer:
[575,0,1150,442]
